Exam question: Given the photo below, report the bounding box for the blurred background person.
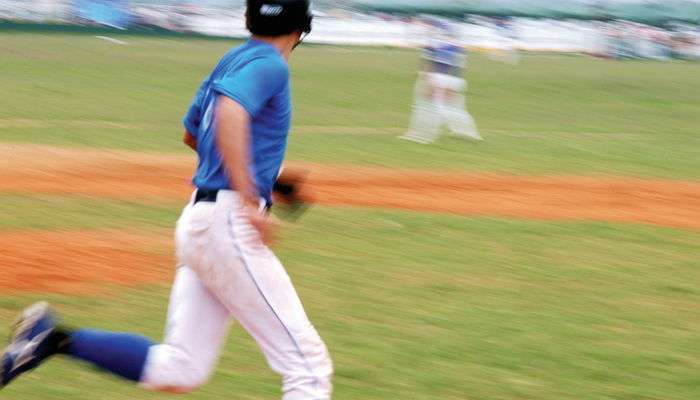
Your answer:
[489,17,520,65]
[399,22,483,144]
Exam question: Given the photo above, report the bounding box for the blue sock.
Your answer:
[68,328,155,382]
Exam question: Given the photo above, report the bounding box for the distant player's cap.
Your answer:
[246,0,313,36]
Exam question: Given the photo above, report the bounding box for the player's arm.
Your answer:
[215,95,257,206]
[215,95,271,242]
[182,130,197,151]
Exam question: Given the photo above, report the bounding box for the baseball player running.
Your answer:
[399,23,482,144]
[0,1,333,399]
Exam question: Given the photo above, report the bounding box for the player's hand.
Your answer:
[243,200,277,246]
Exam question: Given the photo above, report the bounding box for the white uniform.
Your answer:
[141,190,333,399]
[401,38,482,144]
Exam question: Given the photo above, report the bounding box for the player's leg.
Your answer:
[445,92,482,140]
[137,198,235,393]
[400,73,442,143]
[139,265,232,393]
[193,191,333,400]
[444,79,482,141]
[228,221,332,400]
[0,265,231,393]
[59,264,230,394]
[1,201,233,393]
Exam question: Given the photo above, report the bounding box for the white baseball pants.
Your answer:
[403,72,482,143]
[140,190,333,399]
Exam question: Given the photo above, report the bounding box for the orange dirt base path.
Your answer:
[306,165,700,232]
[2,144,699,230]
[1,144,699,295]
[0,229,174,295]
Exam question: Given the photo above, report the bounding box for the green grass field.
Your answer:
[1,31,699,400]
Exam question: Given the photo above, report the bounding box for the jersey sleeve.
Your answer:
[182,79,209,136]
[211,57,289,118]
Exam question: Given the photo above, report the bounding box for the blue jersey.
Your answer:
[183,39,292,205]
[423,39,464,76]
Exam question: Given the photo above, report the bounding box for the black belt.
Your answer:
[194,189,219,204]
[194,189,272,210]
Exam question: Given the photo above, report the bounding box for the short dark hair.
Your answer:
[246,0,312,36]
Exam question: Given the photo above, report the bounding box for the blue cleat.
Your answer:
[1,302,59,387]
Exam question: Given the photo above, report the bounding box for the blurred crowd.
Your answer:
[594,20,700,60]
[1,0,699,60]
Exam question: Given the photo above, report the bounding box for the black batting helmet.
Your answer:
[246,0,313,36]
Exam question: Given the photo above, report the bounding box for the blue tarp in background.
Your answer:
[72,0,133,29]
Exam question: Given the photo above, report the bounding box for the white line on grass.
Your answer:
[376,218,405,228]
[95,36,129,45]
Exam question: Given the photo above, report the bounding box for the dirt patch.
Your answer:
[0,144,195,200]
[0,229,174,295]
[1,143,699,294]
[302,164,700,232]
[2,144,699,230]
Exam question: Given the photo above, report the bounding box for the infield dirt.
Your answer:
[2,143,699,294]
